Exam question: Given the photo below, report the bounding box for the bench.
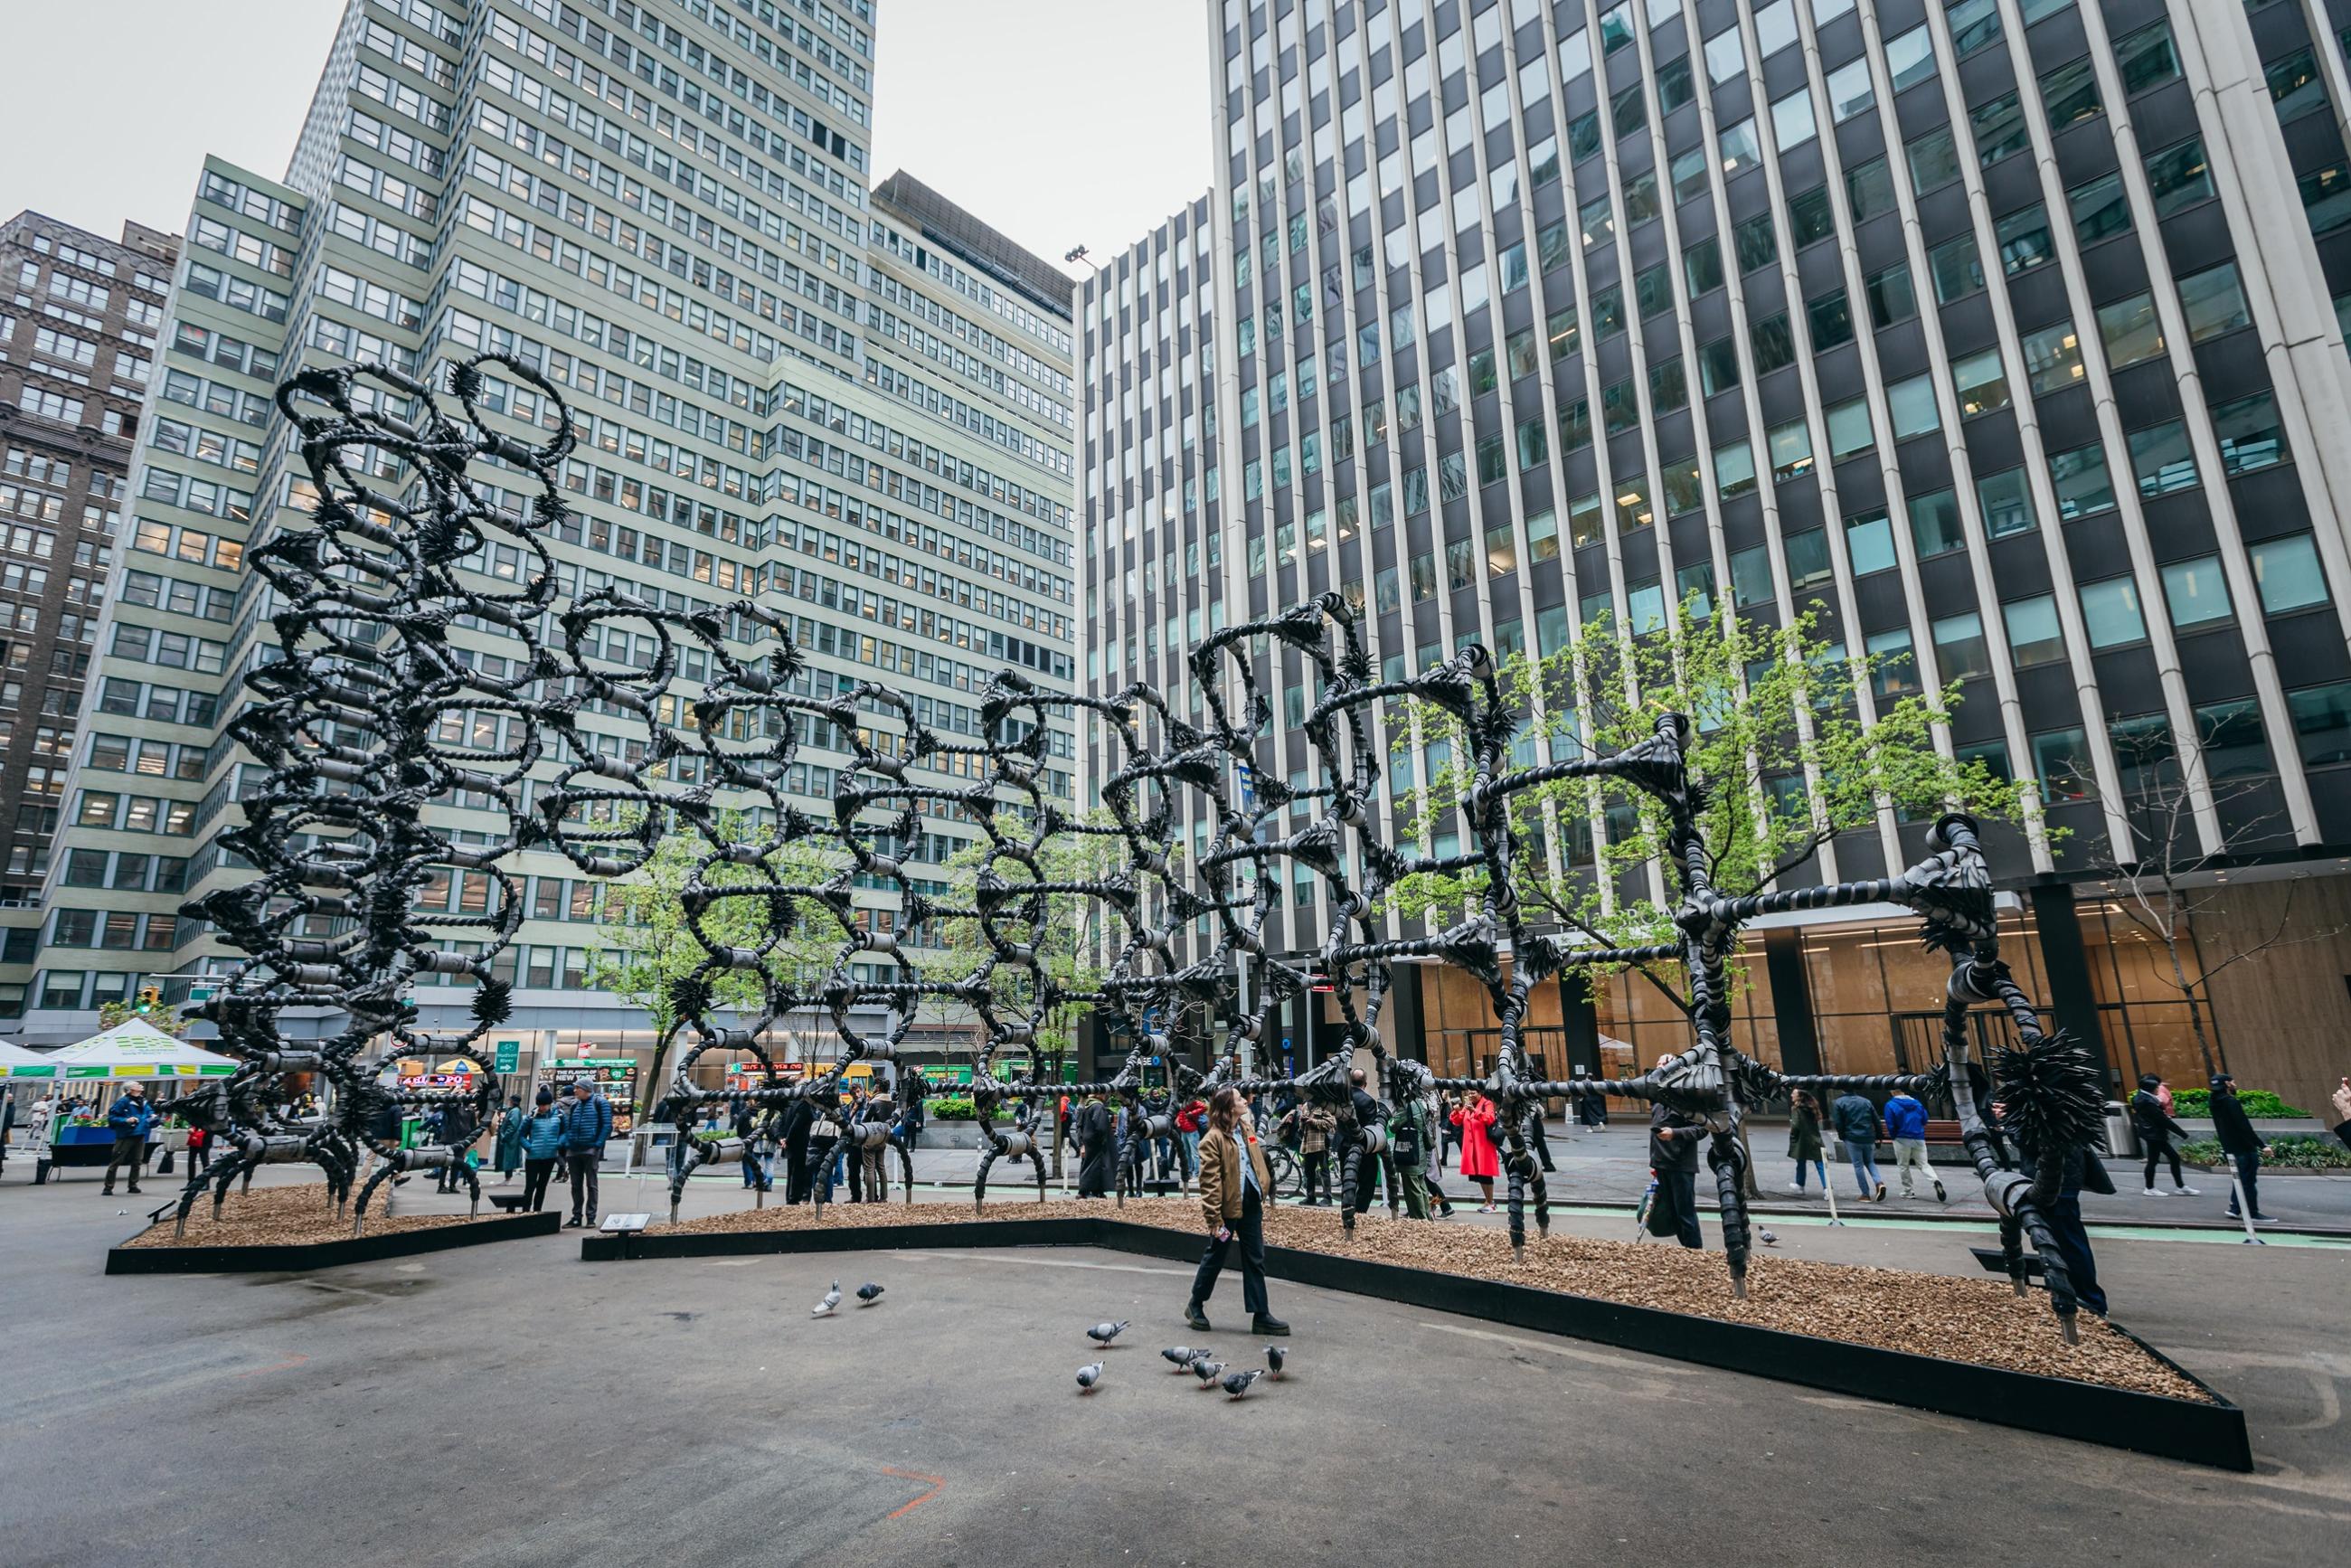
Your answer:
[1970,1245,2046,1285]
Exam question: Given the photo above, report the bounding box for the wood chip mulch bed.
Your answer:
[656,1195,2207,1402]
[118,1183,488,1250]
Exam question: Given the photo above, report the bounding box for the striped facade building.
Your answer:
[1079,0,2351,1117]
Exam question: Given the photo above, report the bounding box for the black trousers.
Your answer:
[1189,1185,1270,1317]
[1654,1168,1703,1249]
[1527,1117,1555,1171]
[784,1141,811,1204]
[103,1135,146,1190]
[2142,1134,2183,1188]
[567,1150,600,1221]
[522,1157,555,1211]
[1302,1150,1329,1202]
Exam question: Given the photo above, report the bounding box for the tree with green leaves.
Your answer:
[930,811,1125,1176]
[1390,599,2029,1027]
[585,808,847,1117]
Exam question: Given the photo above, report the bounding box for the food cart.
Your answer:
[7,1020,237,1172]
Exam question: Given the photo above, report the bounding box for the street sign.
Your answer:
[494,1040,520,1072]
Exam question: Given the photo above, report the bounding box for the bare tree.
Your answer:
[2077,717,2327,1080]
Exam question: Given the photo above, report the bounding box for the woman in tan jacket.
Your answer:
[1185,1087,1289,1337]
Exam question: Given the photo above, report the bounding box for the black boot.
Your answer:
[1252,1313,1290,1336]
[1185,1302,1211,1332]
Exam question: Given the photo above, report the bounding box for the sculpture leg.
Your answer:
[1707,1133,1751,1298]
[1336,1140,1362,1239]
[974,1143,998,1210]
[1027,1142,1048,1204]
[894,1138,914,1207]
[462,1158,482,1220]
[1503,1149,1528,1262]
[172,1161,215,1240]
[1528,1153,1551,1239]
[351,1159,400,1236]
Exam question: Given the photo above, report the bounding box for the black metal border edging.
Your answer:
[579,1215,2247,1470]
[107,1209,562,1275]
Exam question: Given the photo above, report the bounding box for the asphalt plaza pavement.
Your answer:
[3,1158,2348,1567]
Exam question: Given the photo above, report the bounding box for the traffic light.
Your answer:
[136,985,162,1014]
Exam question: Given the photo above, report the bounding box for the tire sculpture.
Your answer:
[174,356,2103,1339]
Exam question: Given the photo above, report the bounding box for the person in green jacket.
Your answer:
[492,1095,524,1183]
[1786,1089,1828,1195]
[1389,1094,1432,1219]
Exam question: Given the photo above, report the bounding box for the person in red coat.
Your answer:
[1450,1089,1501,1212]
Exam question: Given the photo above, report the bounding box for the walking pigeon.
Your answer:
[1758,1229,1779,1247]
[855,1282,884,1305]
[1190,1358,1226,1386]
[1222,1368,1264,1398]
[1265,1345,1287,1377]
[1084,1319,1129,1346]
[812,1280,841,1317]
[1162,1346,1204,1369]
[1075,1361,1104,1392]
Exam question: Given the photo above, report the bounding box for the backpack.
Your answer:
[1388,1110,1421,1165]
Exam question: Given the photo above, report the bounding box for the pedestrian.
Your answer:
[1073,1091,1114,1198]
[1645,1098,1708,1249]
[1829,1090,1887,1201]
[1183,1086,1289,1336]
[1281,1099,1336,1204]
[1525,1092,1556,1172]
[2210,1072,2274,1223]
[779,1094,813,1204]
[1174,1094,1206,1182]
[1434,1090,1459,1171]
[901,1072,927,1152]
[1388,1089,1433,1219]
[2129,1073,2197,1197]
[1450,1087,1500,1211]
[101,1084,156,1196]
[187,1121,212,1176]
[1343,1069,1390,1214]
[2017,1121,2112,1316]
[437,1101,476,1194]
[493,1095,524,1184]
[2332,1076,2351,1147]
[519,1088,564,1212]
[25,1091,57,1185]
[1883,1086,1944,1201]
[734,1099,770,1192]
[1786,1089,1828,1194]
[560,1078,612,1228]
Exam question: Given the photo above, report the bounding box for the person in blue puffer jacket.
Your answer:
[1829,1091,1887,1202]
[517,1088,567,1214]
[1882,1088,1945,1202]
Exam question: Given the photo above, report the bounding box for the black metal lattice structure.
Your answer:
[168,357,2105,1337]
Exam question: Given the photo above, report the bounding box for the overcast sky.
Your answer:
[0,0,1211,280]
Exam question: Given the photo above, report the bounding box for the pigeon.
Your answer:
[1161,1346,1204,1370]
[1075,1361,1104,1392]
[1759,1229,1780,1247]
[1265,1345,1287,1377]
[1190,1358,1226,1387]
[1084,1319,1129,1346]
[812,1280,841,1317]
[855,1282,884,1305]
[1222,1367,1264,1398]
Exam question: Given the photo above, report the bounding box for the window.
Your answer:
[1949,0,2002,58]
[1907,127,1961,193]
[2197,699,2271,782]
[1868,628,1920,698]
[1996,205,2054,275]
[1699,335,1742,396]
[1671,147,1711,205]
[1719,118,1764,175]
[2079,577,2148,647]
[1846,511,1896,574]
[1714,439,1758,499]
[1951,348,2011,417]
[2290,681,2351,766]
[2097,293,2166,369]
[1621,172,1660,228]
[2212,392,2285,476]
[1846,156,1896,222]
[1827,57,1875,123]
[2304,162,2351,233]
[2268,47,2327,123]
[1549,307,1581,360]
[2005,596,2066,666]
[1825,397,1873,459]
[1704,28,1745,86]
[1662,458,1705,515]
[1772,89,1818,150]
[2068,173,2132,243]
[1887,373,1939,438]
[2048,442,2118,519]
[1933,612,1991,679]
[1929,235,1984,304]
[1751,314,1797,375]
[2033,727,2096,800]
[1885,24,1937,90]
[1649,355,1689,411]
[2020,319,2085,395]
[2145,138,2213,216]
[1910,488,1965,557]
[1977,468,2038,537]
[2161,555,2233,629]
[1866,263,1917,328]
[1786,527,1834,590]
[1808,289,1855,352]
[1527,510,1561,563]
[2250,535,2327,614]
[1683,236,1723,295]
[1770,420,1815,481]
[1657,55,1695,116]
[1635,263,1675,318]
[2039,57,2102,127]
[2114,19,2180,93]
[1731,544,1773,608]
[2129,421,2198,496]
[2178,262,2250,343]
[1734,213,1779,273]
[1970,92,2030,165]
[1677,561,1717,619]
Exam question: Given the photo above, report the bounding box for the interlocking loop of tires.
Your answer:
[163,355,2106,1343]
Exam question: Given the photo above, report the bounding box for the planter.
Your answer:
[577,1214,2247,1470]
[108,1210,562,1274]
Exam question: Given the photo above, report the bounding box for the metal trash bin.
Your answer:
[2101,1101,2139,1158]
